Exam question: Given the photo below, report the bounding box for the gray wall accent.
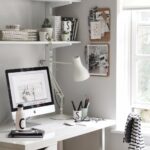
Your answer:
[55,0,116,119]
[55,0,118,150]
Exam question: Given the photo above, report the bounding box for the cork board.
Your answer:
[89,7,110,42]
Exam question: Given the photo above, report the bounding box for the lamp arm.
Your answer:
[49,72,64,115]
[39,60,71,65]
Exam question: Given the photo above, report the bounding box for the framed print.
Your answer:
[85,44,109,76]
[89,7,110,42]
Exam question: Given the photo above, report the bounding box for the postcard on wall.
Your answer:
[90,21,101,39]
[89,7,110,42]
[85,44,109,76]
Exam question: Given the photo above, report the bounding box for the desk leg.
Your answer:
[58,141,63,150]
[102,128,105,150]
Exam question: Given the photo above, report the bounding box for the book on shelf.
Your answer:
[73,18,79,41]
[62,17,79,41]
[49,16,61,41]
[0,29,38,41]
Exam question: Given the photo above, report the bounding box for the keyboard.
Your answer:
[34,123,64,132]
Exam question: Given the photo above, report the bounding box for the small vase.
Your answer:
[61,33,70,41]
[41,28,53,40]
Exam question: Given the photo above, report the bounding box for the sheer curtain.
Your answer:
[116,6,131,129]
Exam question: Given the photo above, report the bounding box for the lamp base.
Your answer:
[50,113,71,120]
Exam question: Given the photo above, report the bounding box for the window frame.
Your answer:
[131,10,150,110]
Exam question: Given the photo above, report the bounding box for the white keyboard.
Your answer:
[35,123,64,132]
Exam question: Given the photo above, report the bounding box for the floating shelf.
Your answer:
[50,41,81,48]
[0,41,81,48]
[0,41,49,45]
[32,0,81,8]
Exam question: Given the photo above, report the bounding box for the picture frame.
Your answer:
[85,44,109,76]
[89,7,110,42]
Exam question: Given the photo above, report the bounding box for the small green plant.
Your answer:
[62,31,69,34]
[42,18,51,28]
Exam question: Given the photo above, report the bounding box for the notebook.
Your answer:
[8,128,45,138]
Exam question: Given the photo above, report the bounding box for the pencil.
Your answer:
[77,101,83,111]
[71,101,76,111]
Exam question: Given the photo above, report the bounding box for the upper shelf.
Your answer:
[0,41,81,49]
[50,41,81,48]
[32,0,81,8]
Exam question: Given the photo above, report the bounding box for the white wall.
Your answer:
[0,0,45,122]
[55,0,118,150]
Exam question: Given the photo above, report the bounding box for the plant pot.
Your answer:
[41,28,53,40]
[39,32,50,41]
[61,33,70,41]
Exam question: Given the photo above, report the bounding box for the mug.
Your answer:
[39,31,50,41]
[82,108,88,120]
[73,110,82,122]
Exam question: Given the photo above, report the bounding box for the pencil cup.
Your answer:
[82,108,88,120]
[73,110,82,122]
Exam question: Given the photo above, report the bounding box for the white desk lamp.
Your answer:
[50,56,90,120]
[73,56,90,82]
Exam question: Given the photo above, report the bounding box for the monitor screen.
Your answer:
[5,67,55,120]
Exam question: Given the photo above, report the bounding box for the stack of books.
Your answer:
[62,17,79,41]
[0,30,28,41]
[8,128,45,138]
[23,29,38,41]
[50,16,62,41]
[0,29,38,41]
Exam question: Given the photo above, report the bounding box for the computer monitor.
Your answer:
[5,67,55,120]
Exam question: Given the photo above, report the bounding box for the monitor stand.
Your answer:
[25,117,41,128]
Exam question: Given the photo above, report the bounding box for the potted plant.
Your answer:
[61,31,70,41]
[40,18,53,40]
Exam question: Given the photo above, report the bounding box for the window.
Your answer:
[117,10,150,128]
[131,10,150,123]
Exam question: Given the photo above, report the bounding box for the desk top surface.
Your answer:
[0,115,115,149]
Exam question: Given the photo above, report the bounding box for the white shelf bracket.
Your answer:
[45,44,53,73]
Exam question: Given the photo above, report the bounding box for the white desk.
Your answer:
[0,115,115,150]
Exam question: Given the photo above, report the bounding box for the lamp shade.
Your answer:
[73,56,90,82]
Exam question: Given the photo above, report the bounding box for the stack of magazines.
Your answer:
[23,29,38,41]
[50,16,62,41]
[8,128,45,138]
[62,17,79,41]
[0,29,38,41]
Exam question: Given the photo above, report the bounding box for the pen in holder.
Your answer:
[71,99,90,122]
